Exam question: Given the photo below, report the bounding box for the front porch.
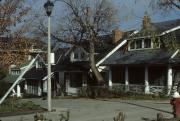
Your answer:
[108,65,179,95]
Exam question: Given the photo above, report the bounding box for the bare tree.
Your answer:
[52,0,118,85]
[135,0,180,11]
[149,0,180,11]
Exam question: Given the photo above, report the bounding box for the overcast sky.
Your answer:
[30,0,180,31]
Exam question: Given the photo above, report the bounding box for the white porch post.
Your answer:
[167,65,173,95]
[145,66,150,94]
[38,81,42,96]
[24,81,27,92]
[17,84,21,97]
[108,68,112,87]
[82,74,87,87]
[125,66,129,91]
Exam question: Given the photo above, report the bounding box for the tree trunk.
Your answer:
[89,40,104,85]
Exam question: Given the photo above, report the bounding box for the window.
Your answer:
[153,38,160,48]
[36,62,43,69]
[130,41,135,49]
[80,52,85,59]
[136,40,142,49]
[11,69,21,75]
[129,37,160,51]
[74,52,78,59]
[144,39,151,48]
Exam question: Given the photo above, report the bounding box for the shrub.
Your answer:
[0,81,11,97]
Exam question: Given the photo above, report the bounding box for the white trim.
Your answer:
[125,66,129,85]
[42,72,54,81]
[108,69,112,87]
[170,49,179,59]
[167,65,173,96]
[126,26,180,41]
[144,66,149,94]
[96,40,127,66]
[160,26,180,36]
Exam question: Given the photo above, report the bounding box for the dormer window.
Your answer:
[144,39,151,48]
[74,52,78,59]
[70,47,88,62]
[11,69,21,75]
[80,52,85,59]
[36,61,43,69]
[136,40,142,49]
[129,37,159,51]
[9,64,20,75]
[130,41,135,49]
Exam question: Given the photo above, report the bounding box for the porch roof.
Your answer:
[23,66,47,80]
[55,61,90,72]
[102,49,180,65]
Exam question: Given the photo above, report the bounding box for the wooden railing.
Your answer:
[149,85,166,94]
[76,83,167,96]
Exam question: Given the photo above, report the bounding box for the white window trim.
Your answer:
[128,37,161,51]
[11,69,21,75]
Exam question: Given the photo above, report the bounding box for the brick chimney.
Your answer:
[112,28,122,44]
[142,12,151,29]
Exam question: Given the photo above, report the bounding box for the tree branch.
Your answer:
[168,0,180,9]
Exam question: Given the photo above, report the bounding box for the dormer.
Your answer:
[9,64,21,75]
[128,13,161,51]
[128,37,160,51]
[70,47,88,62]
[36,61,43,69]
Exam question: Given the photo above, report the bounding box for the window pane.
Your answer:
[130,41,135,49]
[144,39,151,48]
[80,52,84,59]
[136,40,142,49]
[74,53,78,59]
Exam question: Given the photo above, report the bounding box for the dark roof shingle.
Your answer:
[102,49,179,65]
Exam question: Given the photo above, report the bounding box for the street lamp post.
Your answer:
[44,0,54,112]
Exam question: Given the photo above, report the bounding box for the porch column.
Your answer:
[108,68,112,87]
[167,65,173,95]
[43,80,47,93]
[145,66,150,94]
[24,81,27,92]
[125,66,129,91]
[38,81,42,96]
[82,74,87,87]
[17,84,21,97]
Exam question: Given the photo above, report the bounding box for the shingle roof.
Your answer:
[131,19,180,38]
[153,19,180,33]
[23,66,47,80]
[102,49,180,65]
[55,61,89,71]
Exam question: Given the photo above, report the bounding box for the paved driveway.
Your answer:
[0,98,173,121]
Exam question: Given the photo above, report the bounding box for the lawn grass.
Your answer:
[0,98,42,113]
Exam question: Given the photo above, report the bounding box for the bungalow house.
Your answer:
[53,29,135,95]
[1,46,47,98]
[53,46,91,95]
[101,15,180,95]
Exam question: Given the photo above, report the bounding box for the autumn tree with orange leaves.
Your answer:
[0,0,42,72]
